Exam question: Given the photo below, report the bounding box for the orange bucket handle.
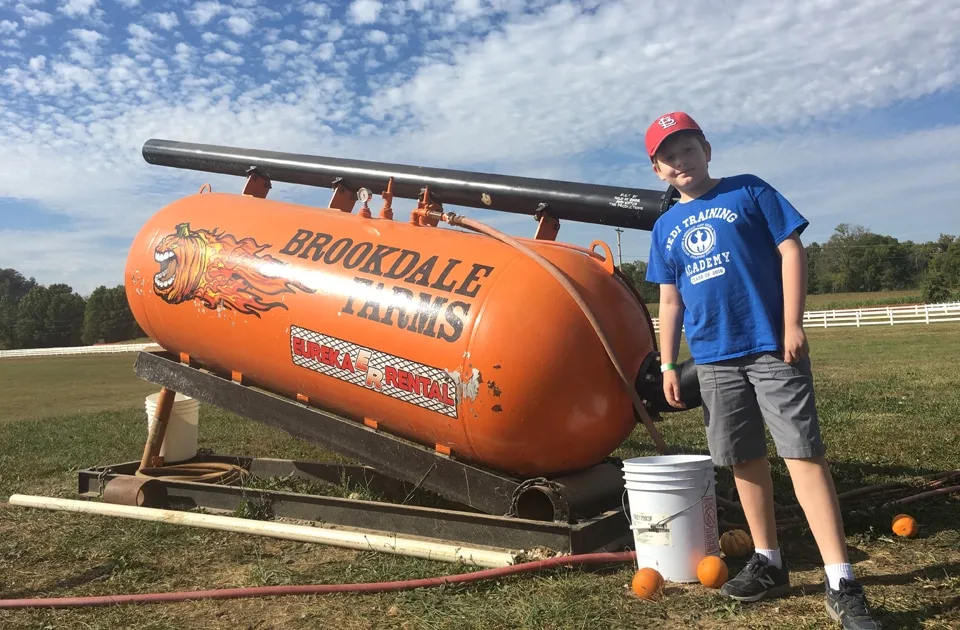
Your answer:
[589,240,616,275]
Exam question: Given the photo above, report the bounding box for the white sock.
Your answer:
[755,548,782,569]
[825,563,855,590]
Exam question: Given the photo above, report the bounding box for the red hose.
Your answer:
[0,551,635,609]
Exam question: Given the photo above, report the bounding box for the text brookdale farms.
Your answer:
[278,229,496,344]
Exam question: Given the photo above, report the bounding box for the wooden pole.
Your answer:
[139,387,175,472]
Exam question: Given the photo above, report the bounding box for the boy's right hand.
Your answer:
[662,370,686,409]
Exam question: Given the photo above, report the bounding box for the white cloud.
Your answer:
[205,49,244,65]
[366,29,388,45]
[301,2,329,19]
[224,15,253,36]
[59,0,98,18]
[18,7,54,28]
[70,28,104,47]
[186,1,225,26]
[348,0,382,24]
[0,0,959,297]
[148,12,179,30]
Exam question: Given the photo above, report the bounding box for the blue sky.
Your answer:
[1,0,959,296]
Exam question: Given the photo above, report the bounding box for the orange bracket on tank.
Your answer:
[328,178,357,213]
[534,204,560,241]
[179,352,192,366]
[379,177,395,220]
[589,240,617,274]
[231,370,244,384]
[241,166,271,199]
[435,444,452,457]
[410,186,442,227]
[363,417,379,430]
[296,393,309,405]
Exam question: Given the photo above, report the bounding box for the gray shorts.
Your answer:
[695,351,826,467]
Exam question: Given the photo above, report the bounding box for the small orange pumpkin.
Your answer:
[892,513,918,538]
[631,567,665,600]
[697,555,729,589]
[719,529,754,557]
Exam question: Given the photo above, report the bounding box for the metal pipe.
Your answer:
[142,139,667,230]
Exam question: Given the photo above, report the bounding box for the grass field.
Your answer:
[1,322,958,629]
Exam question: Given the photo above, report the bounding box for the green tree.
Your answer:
[922,237,960,303]
[921,268,953,303]
[816,224,914,292]
[104,286,141,342]
[618,261,660,305]
[0,268,38,349]
[14,284,86,348]
[14,286,50,349]
[82,285,110,345]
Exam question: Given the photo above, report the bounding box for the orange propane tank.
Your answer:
[125,191,657,478]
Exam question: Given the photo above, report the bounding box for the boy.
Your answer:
[643,112,881,630]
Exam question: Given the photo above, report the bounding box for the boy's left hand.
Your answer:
[783,324,809,364]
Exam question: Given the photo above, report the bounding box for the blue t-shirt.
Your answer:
[645,174,808,364]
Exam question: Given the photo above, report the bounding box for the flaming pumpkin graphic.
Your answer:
[153,222,313,316]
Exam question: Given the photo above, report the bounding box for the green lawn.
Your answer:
[0,323,958,629]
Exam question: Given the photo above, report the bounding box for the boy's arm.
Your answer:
[658,283,686,408]
[777,230,809,363]
[658,283,685,364]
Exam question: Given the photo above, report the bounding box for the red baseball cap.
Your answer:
[645,111,702,157]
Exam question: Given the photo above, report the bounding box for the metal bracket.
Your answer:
[328,177,357,213]
[242,166,272,199]
[533,203,560,240]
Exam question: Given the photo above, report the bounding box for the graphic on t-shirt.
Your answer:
[665,207,738,286]
[681,224,716,258]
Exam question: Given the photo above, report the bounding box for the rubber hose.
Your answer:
[443,213,669,454]
[136,462,250,485]
[0,551,635,609]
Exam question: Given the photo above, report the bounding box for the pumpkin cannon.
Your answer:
[79,139,702,558]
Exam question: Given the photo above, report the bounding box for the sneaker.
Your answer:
[719,553,792,602]
[825,578,882,629]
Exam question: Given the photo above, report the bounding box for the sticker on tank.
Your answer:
[152,222,313,316]
[290,325,459,418]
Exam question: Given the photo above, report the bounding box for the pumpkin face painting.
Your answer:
[153,222,313,316]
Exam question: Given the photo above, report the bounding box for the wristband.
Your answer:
[660,362,677,373]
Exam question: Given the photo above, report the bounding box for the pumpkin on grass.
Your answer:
[892,513,918,538]
[719,528,753,557]
[631,567,665,601]
[697,555,729,589]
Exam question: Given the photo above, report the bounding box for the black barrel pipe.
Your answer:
[142,138,668,231]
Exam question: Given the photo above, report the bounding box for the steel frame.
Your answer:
[75,350,634,555]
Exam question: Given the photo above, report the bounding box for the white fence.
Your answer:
[2,303,959,358]
[800,301,960,328]
[651,302,960,333]
[0,342,161,359]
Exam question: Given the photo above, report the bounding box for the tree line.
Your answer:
[2,224,959,350]
[621,224,960,305]
[0,269,144,350]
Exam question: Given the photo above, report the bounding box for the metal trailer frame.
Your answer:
[77,349,636,556]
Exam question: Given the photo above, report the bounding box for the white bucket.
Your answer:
[622,454,720,583]
[145,392,200,463]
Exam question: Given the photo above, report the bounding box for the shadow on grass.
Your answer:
[789,561,960,630]
[883,596,960,630]
[0,562,116,601]
[712,458,959,539]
